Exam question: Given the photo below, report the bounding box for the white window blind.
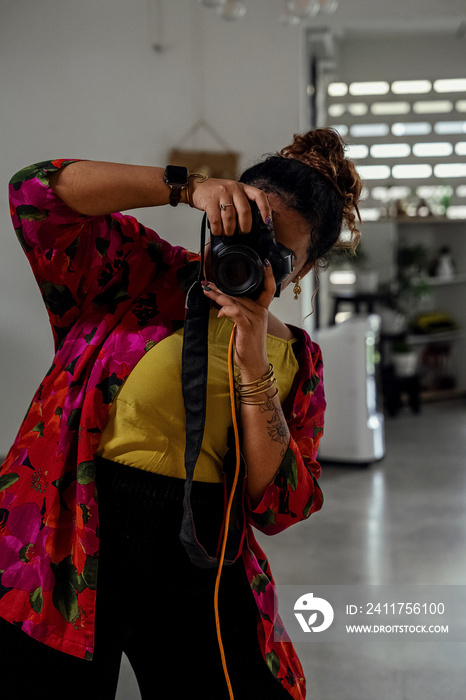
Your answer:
[326,78,466,221]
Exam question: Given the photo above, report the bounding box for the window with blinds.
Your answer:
[326,78,466,221]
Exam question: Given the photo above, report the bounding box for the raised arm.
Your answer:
[49,160,271,235]
[49,161,170,215]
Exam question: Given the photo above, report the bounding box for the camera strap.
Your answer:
[180,215,246,569]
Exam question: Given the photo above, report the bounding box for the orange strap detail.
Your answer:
[213,324,241,700]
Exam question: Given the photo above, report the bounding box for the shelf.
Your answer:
[421,388,466,403]
[407,330,463,344]
[386,216,466,394]
[425,274,466,286]
[410,274,466,286]
[369,217,466,226]
[395,217,466,225]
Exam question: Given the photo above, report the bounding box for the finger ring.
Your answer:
[220,203,234,210]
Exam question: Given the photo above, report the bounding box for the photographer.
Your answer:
[0,128,361,699]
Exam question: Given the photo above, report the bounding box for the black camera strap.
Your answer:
[180,215,246,569]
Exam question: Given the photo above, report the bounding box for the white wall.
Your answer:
[0,0,307,452]
[334,33,466,82]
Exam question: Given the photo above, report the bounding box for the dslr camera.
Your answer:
[209,202,294,300]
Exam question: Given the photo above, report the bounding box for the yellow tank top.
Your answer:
[97,308,298,483]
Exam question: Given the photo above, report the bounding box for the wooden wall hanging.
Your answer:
[168,120,240,180]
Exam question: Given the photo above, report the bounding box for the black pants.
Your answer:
[0,459,290,700]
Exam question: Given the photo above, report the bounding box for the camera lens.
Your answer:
[222,258,251,287]
[215,246,263,297]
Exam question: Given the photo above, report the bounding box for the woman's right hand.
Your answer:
[189,177,272,237]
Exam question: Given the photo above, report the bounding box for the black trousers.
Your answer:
[0,459,291,700]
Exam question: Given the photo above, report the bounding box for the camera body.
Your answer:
[209,202,294,299]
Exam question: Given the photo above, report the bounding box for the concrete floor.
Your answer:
[116,398,466,699]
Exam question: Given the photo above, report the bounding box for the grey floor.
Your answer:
[116,398,466,699]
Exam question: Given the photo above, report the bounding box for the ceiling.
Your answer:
[306,0,466,37]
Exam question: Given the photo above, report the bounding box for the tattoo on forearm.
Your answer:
[259,396,289,445]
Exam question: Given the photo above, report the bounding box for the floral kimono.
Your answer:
[0,160,325,699]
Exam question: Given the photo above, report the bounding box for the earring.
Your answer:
[293,276,302,300]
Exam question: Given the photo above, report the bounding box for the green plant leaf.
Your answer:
[0,473,19,492]
[77,461,95,486]
[32,421,45,437]
[302,375,320,395]
[252,508,275,528]
[52,557,80,623]
[251,573,269,595]
[277,449,298,491]
[30,587,43,614]
[15,204,48,222]
[82,555,98,590]
[266,650,281,678]
[303,493,315,518]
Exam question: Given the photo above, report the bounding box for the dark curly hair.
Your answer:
[239,127,362,271]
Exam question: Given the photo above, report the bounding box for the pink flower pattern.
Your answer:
[0,503,54,593]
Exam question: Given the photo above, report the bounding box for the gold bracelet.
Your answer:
[235,364,274,388]
[236,364,277,400]
[186,172,208,208]
[236,378,277,397]
[239,387,279,405]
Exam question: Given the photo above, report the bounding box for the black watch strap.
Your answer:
[169,186,183,207]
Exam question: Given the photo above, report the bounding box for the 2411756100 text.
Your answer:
[346,602,445,616]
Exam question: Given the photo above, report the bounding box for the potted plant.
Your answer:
[391,337,418,377]
[395,243,431,322]
[328,243,379,293]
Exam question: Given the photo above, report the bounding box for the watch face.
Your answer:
[165,165,188,185]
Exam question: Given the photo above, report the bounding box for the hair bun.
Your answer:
[279,127,362,246]
[280,128,345,183]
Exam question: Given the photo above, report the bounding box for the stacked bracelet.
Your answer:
[235,364,278,405]
[186,172,209,208]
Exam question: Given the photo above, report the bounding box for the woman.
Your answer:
[0,128,361,699]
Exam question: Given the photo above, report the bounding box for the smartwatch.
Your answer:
[164,165,189,207]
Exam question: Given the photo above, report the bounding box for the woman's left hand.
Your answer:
[201,261,276,381]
